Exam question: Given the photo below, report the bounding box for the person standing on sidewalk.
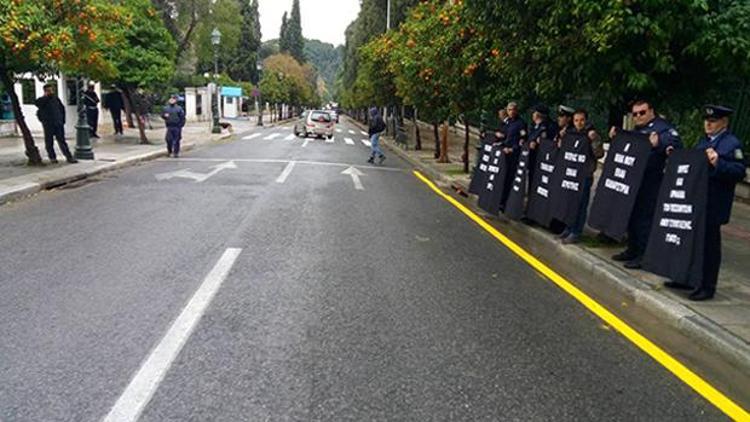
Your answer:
[161,95,185,158]
[499,102,528,211]
[367,107,386,164]
[35,84,77,164]
[560,109,604,244]
[610,100,682,269]
[103,87,124,137]
[527,104,558,194]
[664,105,747,301]
[83,82,100,139]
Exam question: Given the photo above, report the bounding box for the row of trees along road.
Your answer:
[339,0,750,173]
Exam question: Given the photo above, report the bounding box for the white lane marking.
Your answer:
[348,129,355,134]
[344,138,354,145]
[158,158,403,172]
[276,161,296,183]
[242,133,261,140]
[326,137,335,144]
[284,134,295,141]
[341,166,365,191]
[302,138,311,148]
[263,133,281,140]
[335,128,342,133]
[361,139,372,147]
[360,131,368,136]
[154,161,237,183]
[103,248,243,422]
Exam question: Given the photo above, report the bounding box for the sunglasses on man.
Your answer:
[632,110,649,117]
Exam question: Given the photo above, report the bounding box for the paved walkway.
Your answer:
[351,116,750,372]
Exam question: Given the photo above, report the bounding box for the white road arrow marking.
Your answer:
[155,161,237,183]
[361,139,372,147]
[242,133,261,140]
[302,138,311,148]
[344,137,354,145]
[341,166,365,191]
[284,134,295,141]
[264,133,281,140]
[276,161,296,183]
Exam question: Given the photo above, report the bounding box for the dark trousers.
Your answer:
[627,174,662,257]
[43,124,72,160]
[700,220,722,293]
[110,109,123,134]
[500,151,519,210]
[569,176,593,236]
[87,108,99,137]
[166,126,182,156]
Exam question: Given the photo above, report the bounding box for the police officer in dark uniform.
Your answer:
[610,99,682,268]
[664,105,747,301]
[499,102,527,210]
[83,82,100,138]
[526,104,558,194]
[555,105,575,143]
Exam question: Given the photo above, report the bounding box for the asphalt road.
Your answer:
[0,117,728,421]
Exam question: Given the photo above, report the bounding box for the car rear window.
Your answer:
[311,112,331,122]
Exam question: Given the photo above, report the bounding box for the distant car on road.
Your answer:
[294,110,334,139]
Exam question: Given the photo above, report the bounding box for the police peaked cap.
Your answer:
[532,104,550,115]
[704,104,733,119]
[557,105,575,116]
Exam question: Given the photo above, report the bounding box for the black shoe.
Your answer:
[378,155,386,164]
[66,157,78,164]
[367,157,374,164]
[688,288,715,301]
[624,259,642,269]
[612,251,636,262]
[664,282,693,291]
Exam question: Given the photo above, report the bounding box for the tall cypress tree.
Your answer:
[230,0,263,82]
[286,0,305,63]
[279,12,290,53]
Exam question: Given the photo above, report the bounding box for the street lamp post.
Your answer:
[211,28,222,134]
[256,62,263,126]
[74,77,94,160]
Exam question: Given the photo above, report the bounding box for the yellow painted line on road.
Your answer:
[413,170,749,421]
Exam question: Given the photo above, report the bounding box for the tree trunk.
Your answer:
[0,69,43,165]
[121,87,149,144]
[413,109,422,150]
[463,118,470,173]
[437,120,450,163]
[432,122,441,159]
[122,91,135,129]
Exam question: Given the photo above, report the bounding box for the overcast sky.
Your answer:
[258,0,360,46]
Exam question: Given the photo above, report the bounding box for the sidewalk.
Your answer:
[0,117,260,205]
[348,116,750,373]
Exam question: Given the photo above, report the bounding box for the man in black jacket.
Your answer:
[83,82,100,138]
[35,84,77,164]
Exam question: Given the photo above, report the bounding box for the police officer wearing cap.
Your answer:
[664,105,747,301]
[499,102,528,210]
[610,99,683,268]
[527,104,558,193]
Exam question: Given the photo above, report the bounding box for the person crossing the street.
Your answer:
[367,107,386,165]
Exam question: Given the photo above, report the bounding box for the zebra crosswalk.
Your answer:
[241,130,374,149]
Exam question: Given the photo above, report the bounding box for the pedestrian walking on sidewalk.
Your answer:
[559,109,604,244]
[83,82,100,138]
[35,84,77,164]
[367,107,386,164]
[610,99,682,269]
[161,95,185,158]
[663,105,747,301]
[103,87,124,137]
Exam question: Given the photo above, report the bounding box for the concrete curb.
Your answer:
[0,131,232,206]
[345,117,750,374]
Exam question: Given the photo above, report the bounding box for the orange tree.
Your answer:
[384,0,491,168]
[0,0,123,164]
